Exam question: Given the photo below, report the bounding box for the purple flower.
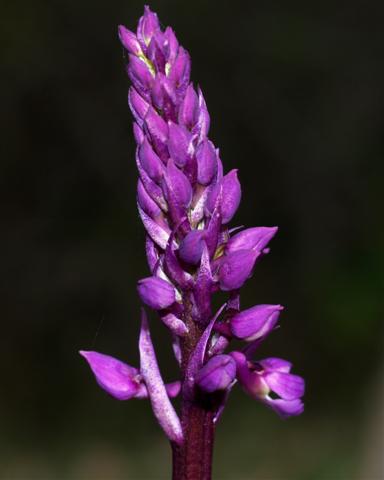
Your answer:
[79,351,142,400]
[226,226,278,254]
[231,304,283,341]
[231,352,305,418]
[218,249,260,291]
[137,276,176,310]
[195,354,236,393]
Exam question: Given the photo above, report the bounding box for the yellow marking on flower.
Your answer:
[165,62,171,76]
[213,244,225,260]
[138,53,156,77]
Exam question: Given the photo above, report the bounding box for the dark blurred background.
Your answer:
[1,0,383,478]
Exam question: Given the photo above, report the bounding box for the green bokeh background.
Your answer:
[1,0,383,478]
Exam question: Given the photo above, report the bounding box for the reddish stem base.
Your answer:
[171,399,215,480]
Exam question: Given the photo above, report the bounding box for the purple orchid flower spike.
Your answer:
[80,6,305,479]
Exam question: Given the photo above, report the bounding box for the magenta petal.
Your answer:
[136,5,160,49]
[144,107,169,160]
[230,304,283,341]
[147,36,166,73]
[163,159,193,209]
[168,121,192,167]
[145,236,159,273]
[118,25,142,56]
[259,357,292,373]
[195,354,236,393]
[79,351,140,400]
[164,227,193,288]
[178,230,206,265]
[226,226,278,254]
[165,381,182,398]
[128,88,150,126]
[205,206,221,257]
[136,149,167,211]
[133,122,144,144]
[194,87,210,141]
[196,139,217,186]
[266,398,304,418]
[178,84,198,129]
[139,138,164,184]
[138,205,171,250]
[218,249,259,291]
[161,313,189,336]
[264,372,305,400]
[168,47,191,93]
[137,276,176,310]
[221,170,241,224]
[127,55,154,99]
[163,27,179,64]
[137,179,162,219]
[139,310,183,444]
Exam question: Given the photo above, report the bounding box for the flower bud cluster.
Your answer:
[80,6,304,443]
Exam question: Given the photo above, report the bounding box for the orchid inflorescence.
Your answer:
[80,6,304,447]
